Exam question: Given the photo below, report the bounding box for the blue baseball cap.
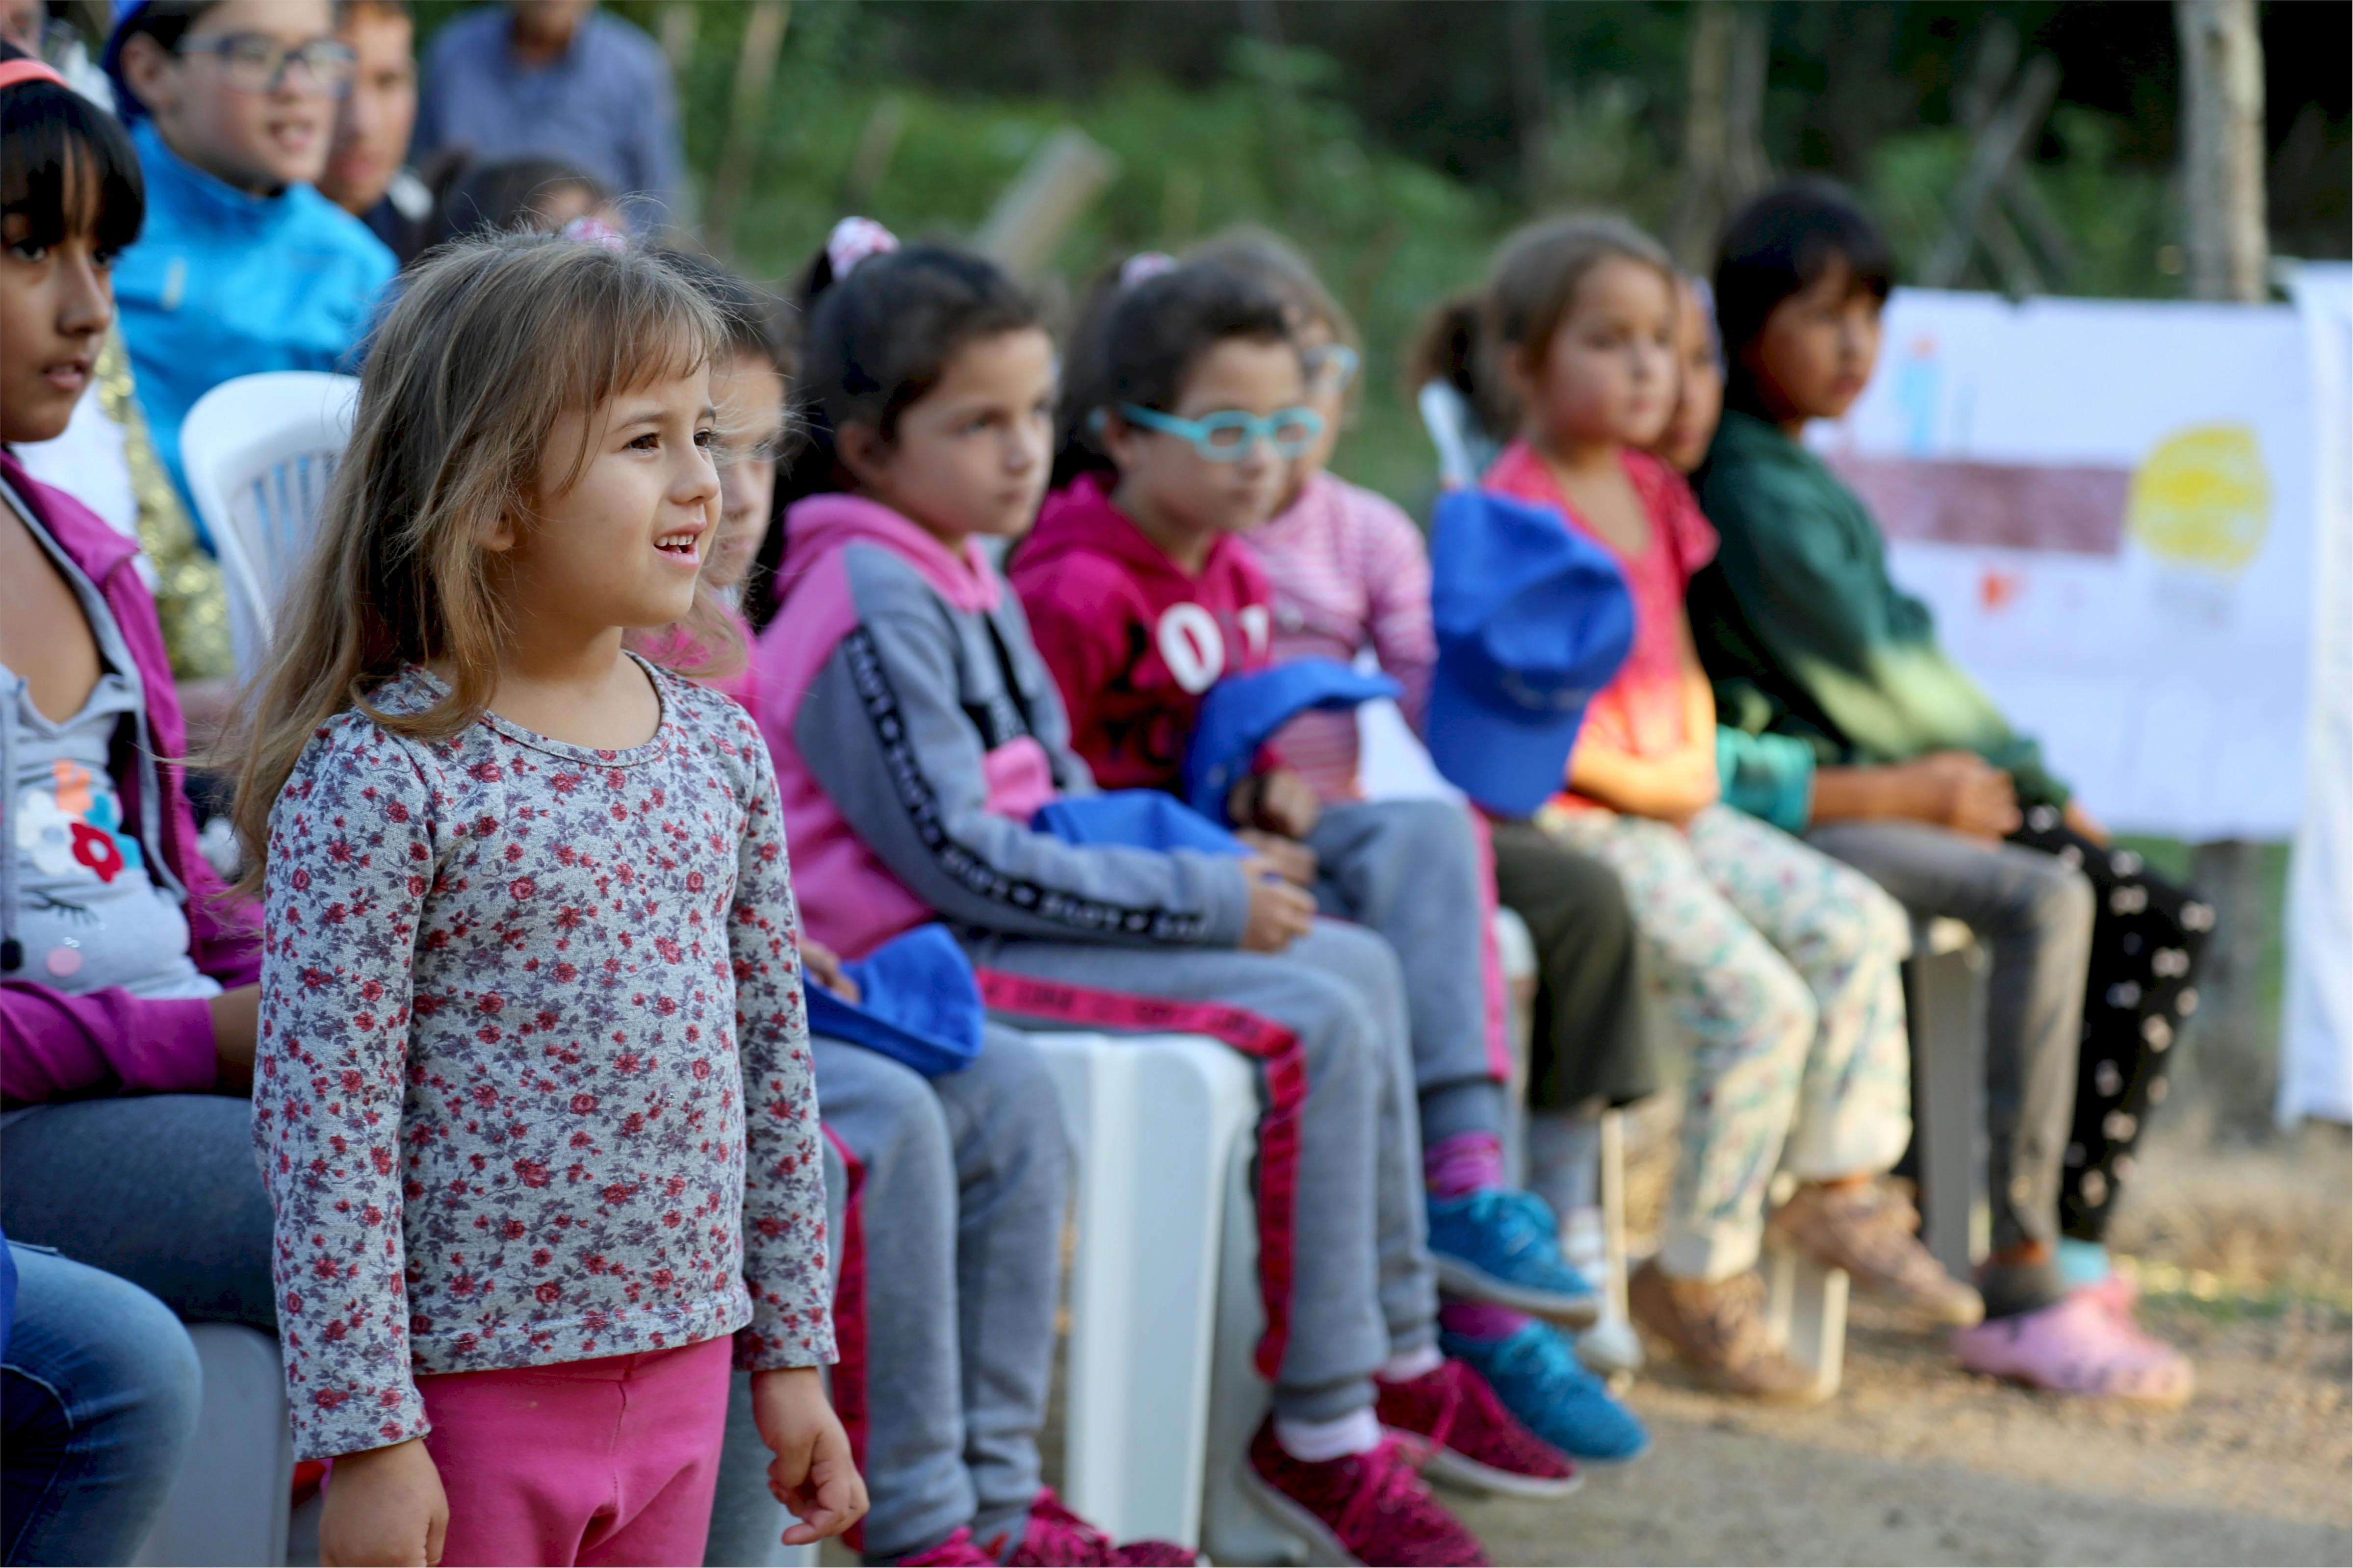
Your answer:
[1423,489,1635,819]
[1032,791,1250,857]
[1180,658,1401,818]
[804,924,984,1078]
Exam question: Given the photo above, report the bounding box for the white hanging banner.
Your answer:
[2282,263,2352,1126]
[1813,286,2318,841]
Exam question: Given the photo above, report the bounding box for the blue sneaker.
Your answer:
[1441,1320,1651,1465]
[1426,1188,1600,1325]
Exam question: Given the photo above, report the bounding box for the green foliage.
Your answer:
[406,1,2278,501]
[672,20,1511,507]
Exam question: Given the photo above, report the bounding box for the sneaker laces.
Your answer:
[1337,1437,1441,1545]
[1826,1190,1947,1287]
[1495,1321,1603,1398]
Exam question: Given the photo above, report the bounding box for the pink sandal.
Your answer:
[1953,1291,2194,1405]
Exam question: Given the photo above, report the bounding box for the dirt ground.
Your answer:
[1448,1108,2353,1567]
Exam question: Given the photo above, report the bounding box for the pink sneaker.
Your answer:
[904,1528,999,1566]
[1375,1359,1580,1499]
[2075,1271,2139,1320]
[1243,1420,1490,1567]
[1953,1291,2194,1405]
[997,1488,1199,1566]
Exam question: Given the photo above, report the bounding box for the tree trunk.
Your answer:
[1673,1,1770,272]
[2175,0,2270,304]
[2174,0,2275,1134]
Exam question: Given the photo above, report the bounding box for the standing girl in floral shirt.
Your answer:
[228,232,864,1568]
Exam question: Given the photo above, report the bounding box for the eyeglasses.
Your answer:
[1302,343,1360,396]
[1117,403,1326,463]
[175,34,358,97]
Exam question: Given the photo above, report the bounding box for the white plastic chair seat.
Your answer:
[134,1324,293,1568]
[180,371,362,682]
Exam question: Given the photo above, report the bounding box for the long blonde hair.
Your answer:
[227,231,729,892]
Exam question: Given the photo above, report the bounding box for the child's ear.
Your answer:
[117,33,177,120]
[834,420,892,492]
[479,509,520,554]
[1096,409,1146,472]
[1498,342,1541,414]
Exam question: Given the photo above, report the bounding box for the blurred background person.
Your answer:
[320,0,428,264]
[413,0,681,236]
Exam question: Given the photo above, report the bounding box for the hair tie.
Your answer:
[559,214,629,252]
[0,58,70,92]
[827,216,899,280]
[1120,252,1177,289]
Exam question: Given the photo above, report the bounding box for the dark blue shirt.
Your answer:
[414,4,684,231]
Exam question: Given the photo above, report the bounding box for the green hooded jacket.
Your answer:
[1689,410,2070,812]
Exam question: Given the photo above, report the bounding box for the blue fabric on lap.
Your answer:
[806,924,984,1078]
[1031,791,1252,856]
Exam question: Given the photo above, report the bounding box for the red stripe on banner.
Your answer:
[820,1122,870,1554]
[972,966,1305,1383]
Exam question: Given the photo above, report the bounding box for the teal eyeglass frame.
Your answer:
[1116,403,1327,462]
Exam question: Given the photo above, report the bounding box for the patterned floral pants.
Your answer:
[1544,804,1915,1282]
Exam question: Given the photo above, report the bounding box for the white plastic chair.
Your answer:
[1031,1032,1267,1552]
[134,1325,294,1568]
[180,371,362,682]
[1909,915,1992,1276]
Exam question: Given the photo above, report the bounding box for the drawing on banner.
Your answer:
[1814,287,2317,840]
[2127,424,2270,574]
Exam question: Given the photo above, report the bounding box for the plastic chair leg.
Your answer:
[1035,1034,1259,1549]
[1908,918,1991,1280]
[1761,1239,1850,1400]
[134,1324,293,1568]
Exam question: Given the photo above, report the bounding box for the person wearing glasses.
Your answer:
[101,0,393,519]
[1190,232,1659,1462]
[1020,258,1641,1450]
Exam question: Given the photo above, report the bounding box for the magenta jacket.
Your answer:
[0,450,261,1102]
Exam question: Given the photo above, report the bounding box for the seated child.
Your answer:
[103,0,394,516]
[1687,181,2198,1398]
[1092,231,1650,1460]
[1470,214,1980,1401]
[1,46,272,1341]
[661,247,1180,1568]
[1016,260,1605,1340]
[752,224,1582,1568]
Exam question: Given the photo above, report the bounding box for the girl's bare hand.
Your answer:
[751,1367,869,1545]
[318,1438,447,1568]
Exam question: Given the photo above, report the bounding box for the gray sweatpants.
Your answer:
[1306,799,1504,1144]
[706,1132,850,1568]
[1807,819,2095,1254]
[705,1029,1065,1566]
[957,918,1438,1423]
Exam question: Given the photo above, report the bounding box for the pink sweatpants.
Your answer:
[413,1336,735,1568]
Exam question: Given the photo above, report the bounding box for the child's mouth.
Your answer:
[655,530,703,564]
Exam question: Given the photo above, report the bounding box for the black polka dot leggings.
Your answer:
[2009,808,2212,1243]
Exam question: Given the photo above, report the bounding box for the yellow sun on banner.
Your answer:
[2127,424,2271,573]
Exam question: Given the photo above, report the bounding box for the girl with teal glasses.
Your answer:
[1019,257,1634,1491]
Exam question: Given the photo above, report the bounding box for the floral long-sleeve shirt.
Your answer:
[254,659,833,1460]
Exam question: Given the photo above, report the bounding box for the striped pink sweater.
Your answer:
[1241,472,1436,803]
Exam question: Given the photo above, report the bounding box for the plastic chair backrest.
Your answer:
[1417,379,1500,491]
[180,371,362,682]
